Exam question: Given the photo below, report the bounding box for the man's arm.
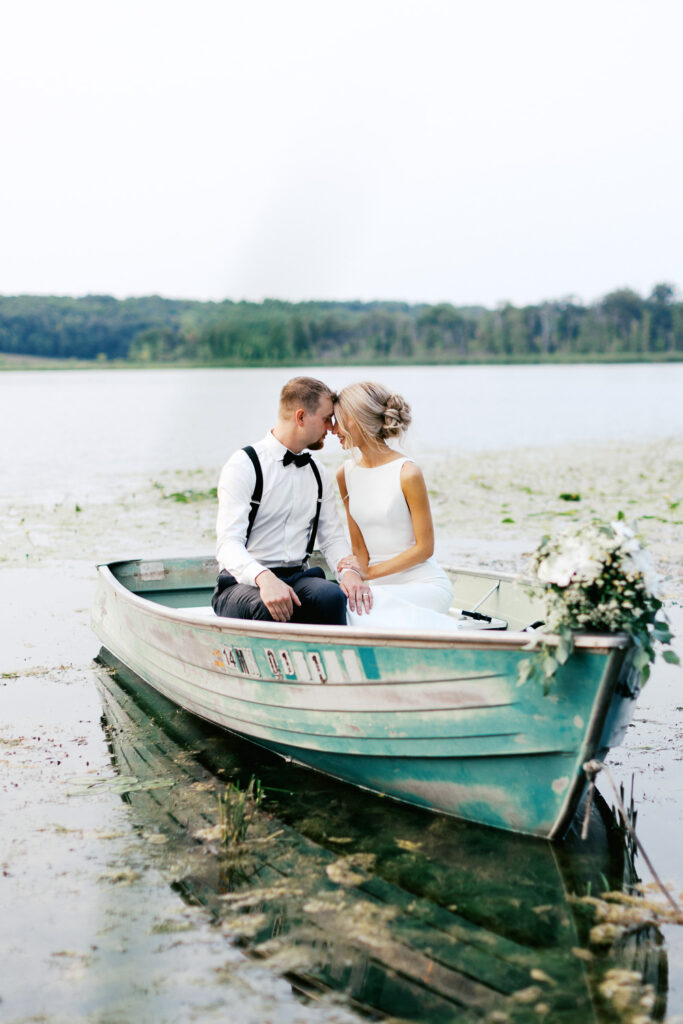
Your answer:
[217,451,302,621]
[216,451,268,586]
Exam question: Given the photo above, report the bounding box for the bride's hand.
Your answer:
[337,554,367,579]
[339,570,373,614]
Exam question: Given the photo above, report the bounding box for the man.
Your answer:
[212,376,372,624]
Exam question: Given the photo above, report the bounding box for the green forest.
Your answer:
[1,285,681,366]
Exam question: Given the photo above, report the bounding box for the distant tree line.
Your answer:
[1,285,681,364]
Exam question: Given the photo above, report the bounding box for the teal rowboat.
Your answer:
[91,555,641,839]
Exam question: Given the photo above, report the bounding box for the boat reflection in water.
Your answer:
[95,652,668,1024]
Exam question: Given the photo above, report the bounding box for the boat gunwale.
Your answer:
[95,562,629,654]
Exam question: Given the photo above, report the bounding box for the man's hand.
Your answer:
[255,569,301,622]
[340,568,373,615]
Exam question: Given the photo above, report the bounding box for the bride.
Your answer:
[333,381,465,630]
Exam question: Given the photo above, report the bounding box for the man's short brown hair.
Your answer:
[279,377,335,416]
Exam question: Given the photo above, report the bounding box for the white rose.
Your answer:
[537,555,575,588]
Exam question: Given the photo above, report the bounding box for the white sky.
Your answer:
[1,0,682,307]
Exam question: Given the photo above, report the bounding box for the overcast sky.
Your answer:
[2,0,682,308]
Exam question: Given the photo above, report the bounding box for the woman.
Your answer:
[333,381,464,630]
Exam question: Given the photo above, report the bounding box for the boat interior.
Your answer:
[106,556,547,633]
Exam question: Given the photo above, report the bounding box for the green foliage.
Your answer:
[1,283,681,364]
[518,626,576,696]
[216,776,263,846]
[518,519,679,693]
[163,487,217,503]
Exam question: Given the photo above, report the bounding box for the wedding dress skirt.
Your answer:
[342,456,468,632]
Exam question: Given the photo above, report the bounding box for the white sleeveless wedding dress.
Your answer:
[344,457,466,631]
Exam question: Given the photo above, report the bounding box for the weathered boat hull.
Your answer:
[91,556,641,838]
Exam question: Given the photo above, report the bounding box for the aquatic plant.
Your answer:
[163,487,217,503]
[518,516,679,693]
[216,776,263,846]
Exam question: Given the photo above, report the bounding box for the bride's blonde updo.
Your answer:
[334,381,412,449]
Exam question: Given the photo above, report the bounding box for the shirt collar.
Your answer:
[264,430,292,461]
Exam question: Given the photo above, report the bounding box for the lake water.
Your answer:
[2,362,683,501]
[2,362,682,1022]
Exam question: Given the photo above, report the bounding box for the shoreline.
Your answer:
[3,352,683,372]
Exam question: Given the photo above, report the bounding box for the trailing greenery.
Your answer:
[1,284,682,365]
[518,516,679,694]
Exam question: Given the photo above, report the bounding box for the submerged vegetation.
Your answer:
[217,776,264,846]
[194,777,264,847]
[1,283,682,365]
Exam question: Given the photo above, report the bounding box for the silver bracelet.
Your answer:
[340,567,364,579]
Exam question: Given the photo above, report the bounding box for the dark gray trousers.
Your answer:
[212,566,347,626]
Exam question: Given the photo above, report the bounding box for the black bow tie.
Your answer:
[283,450,312,468]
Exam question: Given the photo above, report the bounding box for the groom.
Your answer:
[212,376,372,624]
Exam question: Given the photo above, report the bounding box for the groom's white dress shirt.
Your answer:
[216,431,350,587]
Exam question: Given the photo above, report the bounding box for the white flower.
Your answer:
[527,516,664,645]
[611,519,643,557]
[536,534,602,588]
[611,520,635,543]
[537,554,575,587]
[621,548,660,597]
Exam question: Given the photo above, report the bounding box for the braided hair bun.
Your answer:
[380,393,412,439]
[334,381,412,449]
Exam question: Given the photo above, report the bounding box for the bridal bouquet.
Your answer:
[518,516,679,692]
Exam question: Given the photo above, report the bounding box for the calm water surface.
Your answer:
[2,363,683,500]
[3,362,682,1022]
[94,657,671,1024]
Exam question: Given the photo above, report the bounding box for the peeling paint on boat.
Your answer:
[91,556,641,839]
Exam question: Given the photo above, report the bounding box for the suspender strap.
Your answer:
[241,446,323,560]
[305,459,323,561]
[242,445,263,542]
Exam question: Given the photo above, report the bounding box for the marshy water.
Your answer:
[1,363,682,1023]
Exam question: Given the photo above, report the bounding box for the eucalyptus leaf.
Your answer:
[632,648,650,671]
[555,638,571,665]
[517,659,533,687]
[654,622,672,642]
[663,650,681,665]
[542,655,558,679]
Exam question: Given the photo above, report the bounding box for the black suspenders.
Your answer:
[241,446,263,543]
[241,446,323,560]
[306,460,323,561]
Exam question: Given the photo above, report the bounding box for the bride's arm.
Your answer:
[364,462,435,581]
[336,465,370,576]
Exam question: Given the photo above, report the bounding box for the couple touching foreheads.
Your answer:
[212,376,462,632]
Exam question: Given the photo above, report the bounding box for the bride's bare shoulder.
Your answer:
[399,458,422,478]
